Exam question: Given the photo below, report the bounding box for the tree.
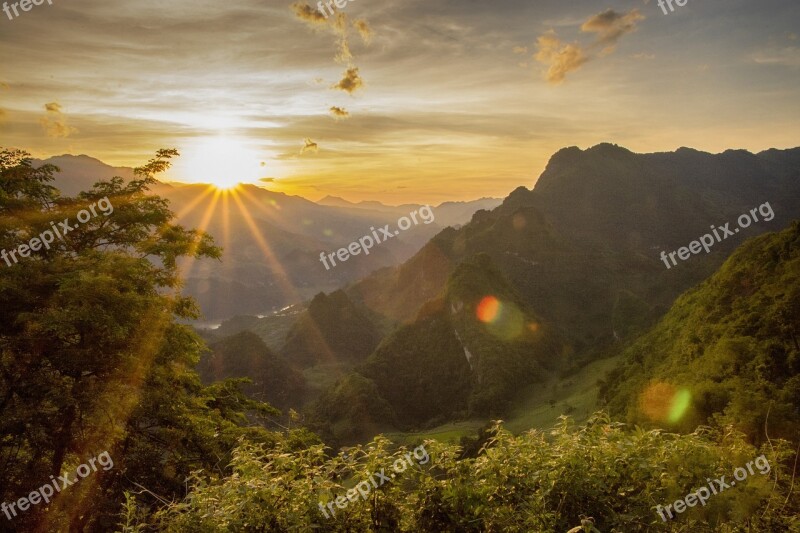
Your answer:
[0,149,298,531]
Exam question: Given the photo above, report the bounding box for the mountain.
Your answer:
[317,195,504,228]
[279,290,382,367]
[32,154,137,196]
[347,145,800,355]
[32,154,499,320]
[199,331,306,411]
[360,253,563,426]
[602,221,800,443]
[209,143,800,443]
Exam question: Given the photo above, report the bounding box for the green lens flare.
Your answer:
[668,389,691,423]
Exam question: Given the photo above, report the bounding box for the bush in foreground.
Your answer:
[123,413,799,532]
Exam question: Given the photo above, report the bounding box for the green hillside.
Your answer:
[604,222,800,443]
[200,331,307,411]
[281,290,382,366]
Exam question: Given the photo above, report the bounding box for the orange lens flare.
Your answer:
[477,296,501,323]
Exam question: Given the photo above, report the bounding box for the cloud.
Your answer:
[581,9,644,55]
[259,177,277,182]
[291,3,358,64]
[40,101,78,138]
[336,35,353,63]
[291,2,327,25]
[533,8,644,84]
[749,46,800,67]
[513,46,528,54]
[301,138,318,153]
[332,67,364,93]
[534,32,588,84]
[353,19,372,44]
[329,106,350,118]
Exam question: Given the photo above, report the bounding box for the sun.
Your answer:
[180,136,264,189]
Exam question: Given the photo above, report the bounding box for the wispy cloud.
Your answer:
[581,9,645,55]
[749,46,800,67]
[40,101,77,138]
[353,19,372,44]
[534,32,588,84]
[301,137,319,153]
[533,8,644,84]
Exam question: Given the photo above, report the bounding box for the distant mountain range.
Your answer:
[198,143,800,444]
[36,145,800,445]
[32,154,501,319]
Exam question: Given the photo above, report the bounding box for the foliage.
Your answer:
[200,331,307,411]
[281,290,382,366]
[132,414,800,532]
[604,222,800,443]
[0,149,286,531]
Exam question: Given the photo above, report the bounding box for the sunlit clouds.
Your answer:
[332,67,364,94]
[581,9,645,55]
[301,138,319,154]
[329,106,350,119]
[534,9,644,84]
[39,102,77,138]
[0,0,798,203]
[534,33,589,84]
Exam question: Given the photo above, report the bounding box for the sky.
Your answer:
[0,0,798,204]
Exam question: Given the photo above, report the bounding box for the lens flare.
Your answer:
[668,389,691,423]
[639,382,691,424]
[476,296,525,340]
[477,296,500,323]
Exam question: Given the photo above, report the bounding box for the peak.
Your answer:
[675,146,706,155]
[587,142,630,153]
[721,148,755,158]
[318,195,352,205]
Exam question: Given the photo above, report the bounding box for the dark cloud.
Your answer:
[581,9,644,55]
[332,67,363,93]
[329,106,350,118]
[291,2,327,26]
